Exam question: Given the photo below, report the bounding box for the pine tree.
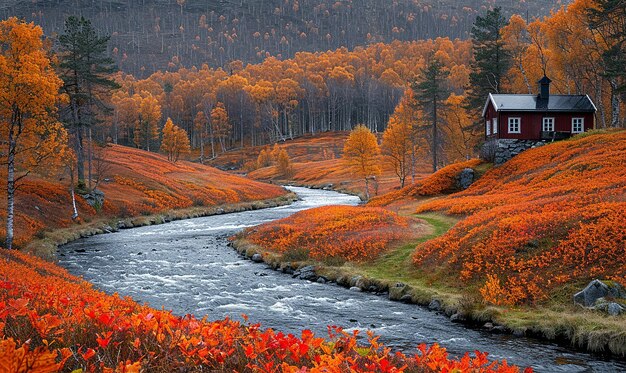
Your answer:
[57,16,119,190]
[466,7,510,111]
[588,0,626,127]
[413,58,450,173]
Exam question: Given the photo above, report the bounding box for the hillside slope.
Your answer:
[212,132,431,197]
[412,131,626,306]
[0,144,287,249]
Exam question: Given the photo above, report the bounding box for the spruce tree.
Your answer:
[588,0,626,127]
[57,16,119,189]
[465,7,510,112]
[412,58,450,173]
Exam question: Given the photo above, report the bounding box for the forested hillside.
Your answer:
[3,0,559,76]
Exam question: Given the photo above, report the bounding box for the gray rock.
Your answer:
[428,299,442,311]
[483,322,494,329]
[388,282,407,301]
[349,286,362,292]
[294,265,317,281]
[608,302,624,316]
[316,277,327,284]
[79,189,105,208]
[574,279,626,307]
[350,276,363,287]
[492,326,507,334]
[251,253,263,263]
[399,294,413,303]
[457,168,475,190]
[512,329,526,337]
[450,313,466,323]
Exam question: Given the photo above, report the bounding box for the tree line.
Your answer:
[5,0,554,77]
[2,0,626,247]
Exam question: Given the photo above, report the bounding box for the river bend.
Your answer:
[59,187,625,372]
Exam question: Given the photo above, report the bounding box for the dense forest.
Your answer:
[4,0,558,76]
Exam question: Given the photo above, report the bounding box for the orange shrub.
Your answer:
[369,159,483,206]
[412,132,626,305]
[244,205,413,262]
[0,250,528,372]
[0,144,287,247]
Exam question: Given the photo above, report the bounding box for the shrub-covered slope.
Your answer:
[412,131,626,305]
[244,205,418,263]
[0,249,526,372]
[0,144,287,248]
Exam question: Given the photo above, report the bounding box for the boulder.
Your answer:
[608,303,624,316]
[251,253,263,263]
[456,168,475,190]
[450,313,466,323]
[428,299,441,311]
[388,282,408,301]
[293,265,317,281]
[574,279,626,307]
[79,189,105,209]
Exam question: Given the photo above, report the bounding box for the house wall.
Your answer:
[484,101,499,139]
[495,111,594,140]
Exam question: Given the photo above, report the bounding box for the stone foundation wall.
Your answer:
[481,139,546,165]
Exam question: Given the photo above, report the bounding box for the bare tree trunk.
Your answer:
[610,79,621,128]
[5,141,15,250]
[199,134,204,164]
[88,127,93,190]
[70,164,79,220]
[364,177,370,201]
[74,126,86,187]
[432,99,438,173]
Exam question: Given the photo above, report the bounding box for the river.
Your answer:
[58,187,625,372]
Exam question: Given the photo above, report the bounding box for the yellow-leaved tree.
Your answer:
[160,118,190,162]
[382,116,416,188]
[343,125,381,200]
[0,18,68,249]
[210,102,231,153]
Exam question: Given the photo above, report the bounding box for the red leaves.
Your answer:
[96,331,113,348]
[0,231,530,372]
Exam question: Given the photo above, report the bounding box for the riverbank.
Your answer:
[231,211,626,358]
[26,191,297,260]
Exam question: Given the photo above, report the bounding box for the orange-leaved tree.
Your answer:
[343,125,381,200]
[160,118,190,162]
[133,92,161,151]
[210,102,231,153]
[276,148,294,178]
[0,18,68,249]
[382,116,416,188]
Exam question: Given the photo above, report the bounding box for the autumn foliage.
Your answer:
[368,159,483,207]
[160,118,191,162]
[244,206,413,263]
[0,144,286,248]
[0,248,528,372]
[412,131,626,305]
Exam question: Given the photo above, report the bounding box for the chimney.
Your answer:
[538,75,551,100]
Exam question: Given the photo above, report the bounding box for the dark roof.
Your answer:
[482,93,597,117]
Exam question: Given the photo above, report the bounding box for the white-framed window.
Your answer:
[486,119,491,135]
[508,117,521,134]
[493,118,498,134]
[572,118,584,133]
[542,117,555,132]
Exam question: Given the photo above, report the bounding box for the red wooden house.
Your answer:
[482,76,597,141]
